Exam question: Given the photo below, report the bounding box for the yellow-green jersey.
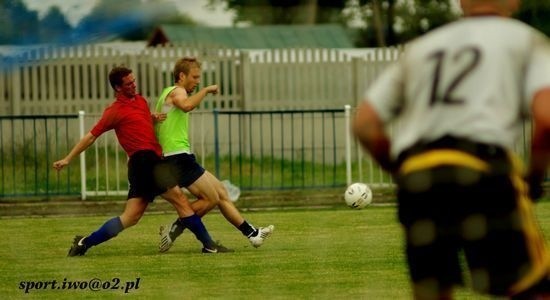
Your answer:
[154,86,192,156]
[365,16,550,160]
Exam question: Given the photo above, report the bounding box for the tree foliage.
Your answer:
[0,0,74,44]
[515,0,550,36]
[0,0,39,44]
[207,0,348,25]
[2,0,550,46]
[354,0,458,46]
[396,0,459,44]
[39,7,72,43]
[0,0,197,45]
[74,0,196,42]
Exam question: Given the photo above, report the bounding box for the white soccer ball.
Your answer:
[344,182,373,209]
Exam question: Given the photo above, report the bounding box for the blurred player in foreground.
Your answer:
[353,0,550,298]
[154,57,274,252]
[53,66,231,255]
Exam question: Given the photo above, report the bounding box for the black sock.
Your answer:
[169,219,185,240]
[238,220,257,238]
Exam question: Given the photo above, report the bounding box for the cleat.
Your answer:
[158,225,174,253]
[68,235,88,257]
[248,225,274,248]
[202,241,234,254]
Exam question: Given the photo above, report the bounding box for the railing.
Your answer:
[213,108,352,190]
[0,107,388,199]
[0,109,536,200]
[0,114,81,198]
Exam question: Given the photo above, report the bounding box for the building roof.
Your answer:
[147,24,355,49]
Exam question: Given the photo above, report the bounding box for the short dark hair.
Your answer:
[109,66,133,90]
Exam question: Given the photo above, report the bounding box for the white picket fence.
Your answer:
[0,44,400,115]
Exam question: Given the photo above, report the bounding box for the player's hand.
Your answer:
[206,85,218,95]
[152,113,167,123]
[53,159,69,171]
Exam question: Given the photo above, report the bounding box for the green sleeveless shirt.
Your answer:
[154,86,191,155]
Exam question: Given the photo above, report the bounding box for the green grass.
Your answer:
[2,202,550,299]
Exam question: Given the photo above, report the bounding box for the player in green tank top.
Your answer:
[154,57,274,253]
[155,86,192,155]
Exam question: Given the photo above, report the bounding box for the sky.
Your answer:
[22,0,234,27]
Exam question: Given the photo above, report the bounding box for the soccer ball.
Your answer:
[344,182,373,209]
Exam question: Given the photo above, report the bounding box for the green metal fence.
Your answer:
[0,109,357,199]
[213,109,350,190]
[0,114,80,198]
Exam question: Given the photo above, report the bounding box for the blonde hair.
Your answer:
[173,57,201,83]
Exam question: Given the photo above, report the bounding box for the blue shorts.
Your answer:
[164,153,205,188]
[127,150,178,202]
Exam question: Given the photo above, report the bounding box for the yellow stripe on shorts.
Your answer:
[399,149,490,175]
[507,154,550,295]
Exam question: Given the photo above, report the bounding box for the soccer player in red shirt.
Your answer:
[53,66,231,255]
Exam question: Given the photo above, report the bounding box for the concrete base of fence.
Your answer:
[0,188,397,217]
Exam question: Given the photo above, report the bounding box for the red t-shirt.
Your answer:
[90,94,162,157]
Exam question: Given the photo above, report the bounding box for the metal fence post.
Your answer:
[78,110,87,200]
[345,105,352,186]
[213,109,220,178]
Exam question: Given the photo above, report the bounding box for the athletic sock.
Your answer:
[238,220,257,238]
[84,217,124,247]
[169,219,185,240]
[178,214,215,249]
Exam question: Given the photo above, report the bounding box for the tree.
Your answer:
[207,0,348,25]
[0,0,40,44]
[39,6,72,43]
[353,0,397,47]
[354,0,458,47]
[74,0,196,43]
[515,0,550,37]
[397,0,458,44]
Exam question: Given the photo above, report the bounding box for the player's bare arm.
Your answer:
[171,85,218,112]
[52,132,97,171]
[352,101,393,173]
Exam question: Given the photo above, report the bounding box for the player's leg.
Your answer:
[397,164,468,299]
[68,197,148,256]
[199,171,274,247]
[465,159,550,298]
[160,183,232,253]
[68,151,156,257]
[174,170,273,248]
[158,153,214,251]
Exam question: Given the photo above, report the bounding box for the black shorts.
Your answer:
[164,153,205,188]
[396,137,550,296]
[127,150,178,202]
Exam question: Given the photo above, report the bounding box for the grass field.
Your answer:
[2,201,550,299]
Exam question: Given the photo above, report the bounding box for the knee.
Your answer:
[218,188,231,203]
[199,195,219,209]
[120,197,148,228]
[120,212,143,228]
[163,187,188,203]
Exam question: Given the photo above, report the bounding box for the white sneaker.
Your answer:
[248,225,274,248]
[158,225,174,253]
